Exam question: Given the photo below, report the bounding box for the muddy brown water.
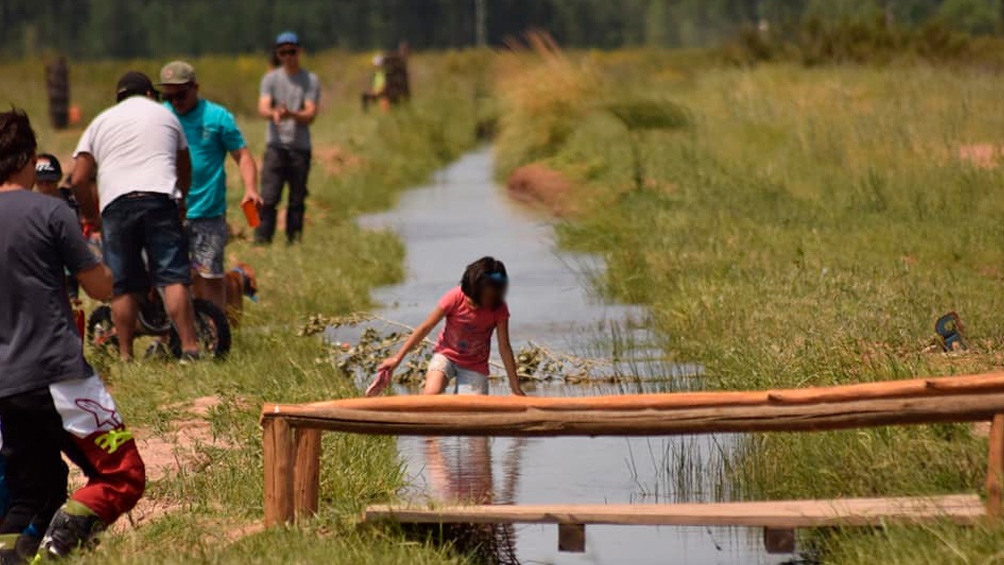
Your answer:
[351,148,790,564]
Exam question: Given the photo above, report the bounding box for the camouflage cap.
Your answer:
[157,61,196,86]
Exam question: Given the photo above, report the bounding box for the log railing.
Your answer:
[261,372,1004,549]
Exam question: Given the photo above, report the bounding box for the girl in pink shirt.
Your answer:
[369,257,524,396]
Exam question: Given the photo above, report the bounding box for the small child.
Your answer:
[370,257,524,396]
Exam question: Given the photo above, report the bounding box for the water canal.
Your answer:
[354,148,790,565]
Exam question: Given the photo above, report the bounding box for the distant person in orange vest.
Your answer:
[255,31,320,245]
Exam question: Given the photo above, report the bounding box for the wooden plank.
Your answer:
[293,428,322,522]
[558,523,586,553]
[986,414,1004,519]
[263,418,295,527]
[262,391,1004,437]
[297,373,1004,414]
[364,495,985,528]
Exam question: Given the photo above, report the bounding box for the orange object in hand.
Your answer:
[241,200,260,228]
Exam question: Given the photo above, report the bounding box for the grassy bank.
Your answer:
[0,51,487,563]
[494,50,1004,563]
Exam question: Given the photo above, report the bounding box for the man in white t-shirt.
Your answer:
[71,71,200,361]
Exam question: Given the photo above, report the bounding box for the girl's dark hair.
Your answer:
[460,256,508,308]
[0,109,37,185]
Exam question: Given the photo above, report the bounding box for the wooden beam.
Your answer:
[364,495,985,528]
[263,391,1004,437]
[299,372,1004,414]
[263,417,295,527]
[987,414,1004,519]
[294,428,322,522]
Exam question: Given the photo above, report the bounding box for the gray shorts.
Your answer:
[187,215,228,278]
[428,353,489,395]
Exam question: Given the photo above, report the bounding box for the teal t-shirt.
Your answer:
[167,99,246,219]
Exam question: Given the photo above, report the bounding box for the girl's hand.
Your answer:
[510,385,526,397]
[366,367,393,397]
[378,357,400,372]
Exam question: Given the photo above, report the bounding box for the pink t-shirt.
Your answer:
[434,286,510,375]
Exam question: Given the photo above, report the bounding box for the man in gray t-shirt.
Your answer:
[254,31,320,245]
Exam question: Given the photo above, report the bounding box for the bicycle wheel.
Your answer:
[86,305,119,355]
[169,299,232,359]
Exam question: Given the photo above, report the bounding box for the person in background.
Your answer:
[158,61,262,313]
[70,71,200,362]
[33,153,87,336]
[0,108,145,562]
[361,54,388,112]
[254,31,320,245]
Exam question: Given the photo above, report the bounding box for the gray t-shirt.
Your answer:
[260,68,320,150]
[0,190,100,398]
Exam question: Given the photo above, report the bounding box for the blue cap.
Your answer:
[275,31,300,46]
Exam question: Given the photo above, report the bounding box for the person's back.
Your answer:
[0,190,95,393]
[79,96,181,210]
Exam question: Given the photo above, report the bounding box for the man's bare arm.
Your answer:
[70,153,99,225]
[230,148,262,206]
[76,263,113,301]
[176,149,192,198]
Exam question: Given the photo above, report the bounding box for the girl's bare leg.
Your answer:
[422,370,448,395]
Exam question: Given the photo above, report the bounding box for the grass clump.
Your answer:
[494,51,1004,563]
[0,51,487,564]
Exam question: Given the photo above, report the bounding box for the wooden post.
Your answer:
[986,414,1004,518]
[558,523,586,553]
[293,428,322,521]
[263,417,295,527]
[763,527,796,553]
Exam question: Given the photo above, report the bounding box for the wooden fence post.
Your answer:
[294,428,322,521]
[264,417,295,526]
[986,414,1004,519]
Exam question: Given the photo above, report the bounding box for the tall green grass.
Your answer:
[495,52,1004,563]
[0,51,487,563]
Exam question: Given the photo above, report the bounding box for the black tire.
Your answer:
[86,305,119,355]
[169,298,232,359]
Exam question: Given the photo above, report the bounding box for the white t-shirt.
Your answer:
[73,96,188,213]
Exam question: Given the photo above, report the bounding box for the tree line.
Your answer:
[2,0,1003,58]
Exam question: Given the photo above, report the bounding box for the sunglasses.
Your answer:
[277,48,299,57]
[163,86,194,102]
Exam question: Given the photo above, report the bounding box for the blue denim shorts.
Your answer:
[187,215,228,278]
[101,193,191,295]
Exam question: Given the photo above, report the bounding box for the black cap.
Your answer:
[35,153,62,182]
[116,71,157,102]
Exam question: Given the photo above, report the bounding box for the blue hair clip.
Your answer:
[487,272,508,283]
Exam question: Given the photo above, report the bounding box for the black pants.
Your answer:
[0,388,72,536]
[256,145,311,244]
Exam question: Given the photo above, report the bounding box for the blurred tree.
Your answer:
[0,0,1001,58]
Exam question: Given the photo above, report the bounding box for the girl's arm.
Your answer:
[379,307,446,371]
[496,319,525,396]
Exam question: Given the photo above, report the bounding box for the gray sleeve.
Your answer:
[50,204,99,275]
[306,73,320,104]
[259,72,274,98]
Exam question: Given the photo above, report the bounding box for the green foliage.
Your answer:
[495,56,1004,563]
[0,51,486,563]
[4,0,1004,57]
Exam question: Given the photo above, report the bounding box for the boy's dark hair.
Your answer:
[460,256,508,308]
[0,109,37,185]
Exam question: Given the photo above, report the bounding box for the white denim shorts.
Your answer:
[427,353,489,395]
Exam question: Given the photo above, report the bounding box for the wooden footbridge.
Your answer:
[261,372,1004,554]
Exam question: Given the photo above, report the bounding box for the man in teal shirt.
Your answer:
[159,61,262,313]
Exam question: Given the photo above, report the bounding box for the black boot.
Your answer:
[0,533,40,564]
[37,502,104,559]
